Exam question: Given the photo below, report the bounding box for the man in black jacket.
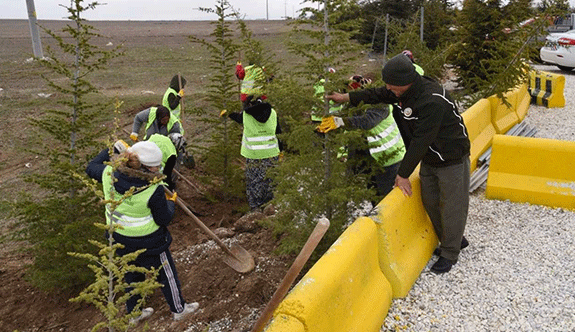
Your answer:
[326,53,470,274]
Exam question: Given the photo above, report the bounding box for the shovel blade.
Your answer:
[221,243,255,273]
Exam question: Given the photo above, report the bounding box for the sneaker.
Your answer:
[433,236,469,256]
[173,302,199,321]
[129,307,154,325]
[430,257,455,274]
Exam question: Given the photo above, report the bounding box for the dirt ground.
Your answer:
[0,19,299,332]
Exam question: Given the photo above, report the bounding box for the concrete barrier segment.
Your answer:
[488,93,519,134]
[461,98,496,173]
[269,217,393,332]
[528,70,565,108]
[512,83,530,121]
[371,172,438,298]
[486,135,575,209]
[265,313,306,332]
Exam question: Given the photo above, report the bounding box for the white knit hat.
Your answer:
[129,141,162,167]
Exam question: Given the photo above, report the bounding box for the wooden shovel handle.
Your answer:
[164,187,235,258]
[250,218,330,332]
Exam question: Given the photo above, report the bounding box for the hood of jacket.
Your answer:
[113,165,164,194]
[169,75,186,91]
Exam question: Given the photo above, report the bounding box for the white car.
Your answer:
[540,29,575,71]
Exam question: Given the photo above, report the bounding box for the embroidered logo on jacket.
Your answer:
[403,107,413,117]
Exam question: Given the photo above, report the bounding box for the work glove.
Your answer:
[165,191,178,202]
[316,116,345,133]
[129,132,138,142]
[236,60,241,66]
[113,140,130,154]
[178,89,184,97]
[219,109,227,117]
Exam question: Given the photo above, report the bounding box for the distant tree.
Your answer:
[8,0,122,292]
[420,0,456,50]
[356,0,418,51]
[447,0,534,106]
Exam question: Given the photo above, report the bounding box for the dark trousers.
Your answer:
[372,161,401,197]
[164,155,177,191]
[245,156,278,209]
[125,249,186,314]
[419,156,470,261]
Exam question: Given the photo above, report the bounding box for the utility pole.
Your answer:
[266,0,269,20]
[420,6,424,42]
[26,0,44,58]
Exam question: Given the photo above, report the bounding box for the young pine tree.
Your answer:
[9,0,122,292]
[188,0,246,202]
[265,0,375,258]
[71,148,162,332]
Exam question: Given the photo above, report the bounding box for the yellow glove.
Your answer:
[278,152,284,162]
[236,60,241,65]
[219,109,227,117]
[316,116,344,133]
[178,89,184,97]
[129,132,138,142]
[165,191,178,202]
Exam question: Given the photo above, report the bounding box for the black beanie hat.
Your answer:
[381,53,418,86]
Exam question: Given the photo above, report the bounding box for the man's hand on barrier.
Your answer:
[394,175,412,197]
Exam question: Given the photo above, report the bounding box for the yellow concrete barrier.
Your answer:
[488,92,519,134]
[269,217,393,332]
[512,83,530,121]
[528,70,565,108]
[486,135,575,210]
[372,172,438,298]
[265,313,305,332]
[461,98,496,172]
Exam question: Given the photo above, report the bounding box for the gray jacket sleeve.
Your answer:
[132,108,151,134]
[168,121,182,135]
[343,107,389,130]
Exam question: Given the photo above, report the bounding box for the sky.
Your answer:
[1,0,306,21]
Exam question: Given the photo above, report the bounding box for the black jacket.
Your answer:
[85,149,175,256]
[349,75,470,178]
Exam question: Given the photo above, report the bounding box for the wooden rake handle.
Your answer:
[250,218,330,332]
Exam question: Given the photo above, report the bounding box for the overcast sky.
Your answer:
[1,0,306,21]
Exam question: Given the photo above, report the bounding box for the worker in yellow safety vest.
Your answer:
[220,95,283,212]
[85,141,199,324]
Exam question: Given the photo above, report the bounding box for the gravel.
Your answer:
[380,64,575,332]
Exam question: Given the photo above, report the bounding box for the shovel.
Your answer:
[164,187,255,273]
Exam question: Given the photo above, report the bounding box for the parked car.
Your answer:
[540,29,575,71]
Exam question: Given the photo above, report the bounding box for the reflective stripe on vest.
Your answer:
[241,109,280,159]
[101,166,160,237]
[367,107,405,166]
[162,87,181,119]
[144,107,179,140]
[241,65,265,96]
